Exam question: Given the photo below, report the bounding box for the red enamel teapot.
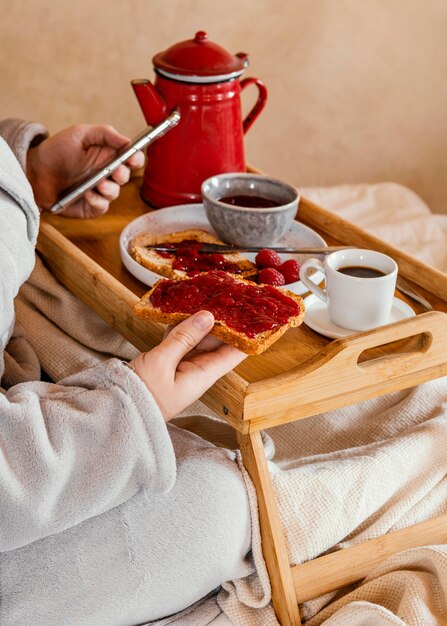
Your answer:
[131,31,267,208]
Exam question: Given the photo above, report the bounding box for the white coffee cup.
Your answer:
[299,249,398,331]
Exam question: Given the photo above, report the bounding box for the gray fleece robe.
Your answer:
[0,120,251,625]
[0,122,177,553]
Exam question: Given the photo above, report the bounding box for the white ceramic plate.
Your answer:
[303,293,416,339]
[119,203,327,295]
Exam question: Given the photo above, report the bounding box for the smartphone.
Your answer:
[48,110,181,214]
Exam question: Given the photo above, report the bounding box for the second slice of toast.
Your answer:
[130,228,257,280]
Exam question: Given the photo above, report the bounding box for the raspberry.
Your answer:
[258,267,286,286]
[278,259,301,284]
[255,248,282,269]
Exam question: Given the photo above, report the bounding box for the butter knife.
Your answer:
[143,244,351,254]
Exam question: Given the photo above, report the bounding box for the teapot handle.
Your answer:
[240,78,268,134]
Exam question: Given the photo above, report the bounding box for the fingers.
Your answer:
[59,166,137,218]
[58,187,119,219]
[109,164,130,186]
[163,329,224,361]
[154,311,215,370]
[109,153,144,187]
[180,344,247,388]
[191,334,223,352]
[78,156,143,214]
[96,178,120,201]
[163,324,233,358]
[71,190,109,218]
[126,150,145,170]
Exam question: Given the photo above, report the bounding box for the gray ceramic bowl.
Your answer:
[201,173,300,246]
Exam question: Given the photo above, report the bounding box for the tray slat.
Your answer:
[292,512,447,603]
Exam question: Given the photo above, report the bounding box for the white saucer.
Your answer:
[119,203,327,296]
[303,294,416,339]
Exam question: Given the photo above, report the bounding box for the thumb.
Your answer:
[160,311,215,366]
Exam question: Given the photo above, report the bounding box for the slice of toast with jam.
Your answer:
[134,270,305,355]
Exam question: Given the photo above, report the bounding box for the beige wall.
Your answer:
[1,0,446,213]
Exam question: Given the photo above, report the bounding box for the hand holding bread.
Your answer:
[129,310,247,421]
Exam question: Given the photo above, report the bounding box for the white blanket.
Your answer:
[303,182,447,272]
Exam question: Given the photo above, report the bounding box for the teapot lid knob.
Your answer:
[194,31,208,43]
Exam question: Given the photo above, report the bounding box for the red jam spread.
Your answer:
[155,239,240,276]
[150,271,300,337]
[219,194,281,208]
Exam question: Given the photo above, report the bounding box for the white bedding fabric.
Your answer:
[302,182,447,272]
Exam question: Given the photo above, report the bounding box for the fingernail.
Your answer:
[193,310,214,330]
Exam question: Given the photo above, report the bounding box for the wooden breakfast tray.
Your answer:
[37,176,447,626]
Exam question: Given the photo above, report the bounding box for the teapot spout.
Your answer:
[131,79,167,126]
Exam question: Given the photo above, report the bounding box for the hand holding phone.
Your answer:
[49,110,180,214]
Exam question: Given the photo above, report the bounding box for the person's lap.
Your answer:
[0,424,251,625]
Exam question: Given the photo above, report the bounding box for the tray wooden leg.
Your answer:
[237,431,301,626]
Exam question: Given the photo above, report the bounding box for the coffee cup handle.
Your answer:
[299,258,327,302]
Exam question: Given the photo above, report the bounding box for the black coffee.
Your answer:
[338,265,386,278]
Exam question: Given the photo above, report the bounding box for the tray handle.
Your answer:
[336,310,437,374]
[245,312,447,425]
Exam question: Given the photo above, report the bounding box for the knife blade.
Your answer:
[143,244,352,254]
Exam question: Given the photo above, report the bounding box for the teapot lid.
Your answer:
[152,31,249,83]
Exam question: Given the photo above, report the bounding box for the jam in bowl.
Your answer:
[201,173,300,247]
[217,194,282,208]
